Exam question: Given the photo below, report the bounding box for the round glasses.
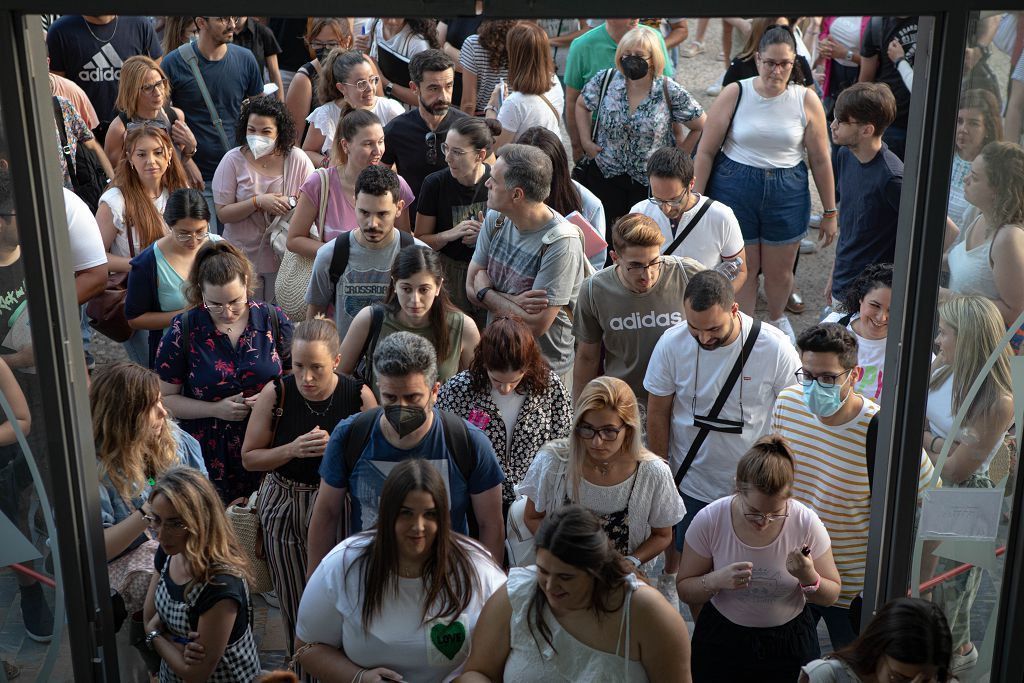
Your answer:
[343,75,381,92]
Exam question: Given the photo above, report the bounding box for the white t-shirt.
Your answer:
[63,188,108,271]
[822,311,887,401]
[496,78,565,137]
[926,373,1004,472]
[370,22,432,61]
[490,386,527,458]
[723,80,808,170]
[629,194,744,268]
[98,186,169,257]
[297,535,507,683]
[306,98,406,155]
[643,313,802,503]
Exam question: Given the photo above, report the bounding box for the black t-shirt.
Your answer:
[269,17,313,73]
[0,257,29,356]
[861,16,917,128]
[722,55,815,88]
[154,547,250,642]
[233,19,283,74]
[444,17,485,50]
[381,107,468,223]
[416,165,490,262]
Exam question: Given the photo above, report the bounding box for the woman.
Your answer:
[816,17,867,120]
[96,124,190,363]
[457,505,691,682]
[723,18,816,88]
[294,459,506,683]
[285,18,355,143]
[286,109,415,260]
[212,95,314,302]
[340,246,480,398]
[575,27,706,229]
[677,435,841,683]
[801,597,952,682]
[944,141,1024,350]
[156,241,293,504]
[416,117,498,318]
[695,25,836,342]
[515,126,607,270]
[158,16,196,55]
[104,55,202,188]
[437,315,572,509]
[366,19,440,107]
[487,22,567,153]
[519,377,684,573]
[241,316,373,677]
[822,263,893,401]
[460,19,517,116]
[925,296,1013,670]
[142,467,261,682]
[92,362,207,675]
[302,49,404,166]
[947,90,1003,230]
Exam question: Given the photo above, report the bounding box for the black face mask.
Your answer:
[384,404,428,438]
[621,55,650,81]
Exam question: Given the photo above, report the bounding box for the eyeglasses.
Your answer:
[126,120,170,133]
[309,40,342,52]
[204,298,247,314]
[647,191,688,210]
[140,78,168,94]
[760,58,795,72]
[425,131,439,165]
[343,75,380,92]
[442,142,473,158]
[625,259,663,273]
[142,514,189,535]
[174,230,209,244]
[741,500,789,524]
[576,423,626,441]
[794,369,852,388]
[206,16,238,25]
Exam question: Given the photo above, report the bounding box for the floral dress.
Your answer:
[155,301,293,502]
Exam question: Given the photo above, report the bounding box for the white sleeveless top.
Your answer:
[947,216,1000,300]
[502,567,648,683]
[722,78,808,169]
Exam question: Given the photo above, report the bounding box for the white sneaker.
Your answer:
[771,316,797,345]
[799,238,818,254]
[951,645,979,674]
[808,213,823,228]
[706,83,722,96]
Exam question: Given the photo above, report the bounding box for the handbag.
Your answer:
[275,168,329,322]
[85,220,136,342]
[505,496,536,568]
[571,68,615,185]
[52,96,108,213]
[268,150,297,259]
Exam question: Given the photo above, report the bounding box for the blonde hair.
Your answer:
[735,435,796,497]
[90,362,178,501]
[611,213,666,252]
[150,467,251,589]
[294,315,341,357]
[615,27,665,81]
[115,125,190,248]
[305,17,354,58]
[115,56,171,119]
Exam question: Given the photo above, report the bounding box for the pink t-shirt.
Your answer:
[685,495,831,628]
[297,165,416,242]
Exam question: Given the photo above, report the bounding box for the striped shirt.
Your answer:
[772,385,935,607]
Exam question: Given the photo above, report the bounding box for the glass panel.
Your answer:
[911,10,1023,682]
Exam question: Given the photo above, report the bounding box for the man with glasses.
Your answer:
[162,16,263,232]
[630,146,746,291]
[771,323,934,648]
[574,213,705,408]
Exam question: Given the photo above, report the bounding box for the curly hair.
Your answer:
[838,263,893,317]
[477,19,517,70]
[235,94,297,155]
[406,19,441,50]
[468,315,551,395]
[980,141,1024,231]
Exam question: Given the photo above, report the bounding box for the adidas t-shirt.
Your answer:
[46,16,162,130]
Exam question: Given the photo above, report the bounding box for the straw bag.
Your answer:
[275,168,329,322]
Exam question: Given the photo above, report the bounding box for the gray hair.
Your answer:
[372,331,439,386]
[498,143,551,203]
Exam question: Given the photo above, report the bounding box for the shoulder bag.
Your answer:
[267,150,298,259]
[275,168,329,322]
[53,96,108,213]
[85,217,136,342]
[571,68,615,186]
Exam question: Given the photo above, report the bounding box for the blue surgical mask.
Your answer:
[802,381,846,418]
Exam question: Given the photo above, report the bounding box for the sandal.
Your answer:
[681,42,705,58]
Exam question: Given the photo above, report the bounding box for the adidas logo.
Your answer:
[608,310,683,331]
[78,43,124,82]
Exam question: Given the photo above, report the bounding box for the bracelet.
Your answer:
[289,641,320,672]
[352,668,368,683]
[252,195,260,211]
[700,573,718,597]
[930,435,943,452]
[484,104,499,113]
[822,208,838,218]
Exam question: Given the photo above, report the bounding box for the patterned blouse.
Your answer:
[581,69,704,184]
[53,95,95,190]
[437,369,572,505]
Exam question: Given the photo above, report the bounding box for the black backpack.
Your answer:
[329,230,415,292]
[52,97,108,213]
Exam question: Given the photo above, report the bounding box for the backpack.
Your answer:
[52,97,108,212]
[328,230,415,293]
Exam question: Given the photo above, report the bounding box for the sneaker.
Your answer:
[681,41,705,58]
[771,316,797,345]
[706,83,723,96]
[20,583,53,643]
[808,213,823,229]
[799,238,818,254]
[951,645,979,674]
[262,590,280,609]
[656,573,680,610]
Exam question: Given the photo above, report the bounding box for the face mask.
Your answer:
[384,404,428,438]
[802,380,846,418]
[315,48,330,63]
[621,55,650,80]
[246,135,276,159]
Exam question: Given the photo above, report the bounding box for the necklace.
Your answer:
[303,391,335,417]
[398,565,422,578]
[83,16,118,44]
[587,456,614,476]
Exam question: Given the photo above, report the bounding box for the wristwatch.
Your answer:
[624,555,641,568]
[845,48,854,61]
[475,286,493,303]
[145,629,162,650]
[384,82,394,99]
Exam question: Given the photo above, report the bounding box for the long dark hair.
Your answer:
[164,187,211,227]
[468,315,551,395]
[515,126,582,216]
[529,505,633,653]
[350,459,489,625]
[833,598,952,681]
[383,246,458,361]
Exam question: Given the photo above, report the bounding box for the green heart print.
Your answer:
[430,620,467,661]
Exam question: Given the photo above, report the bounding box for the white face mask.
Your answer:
[246,135,276,159]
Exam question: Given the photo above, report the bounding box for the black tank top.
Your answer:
[271,373,362,484]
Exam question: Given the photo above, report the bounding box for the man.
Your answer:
[381,49,466,225]
[772,323,934,649]
[162,15,263,231]
[574,213,705,406]
[306,165,423,337]
[827,83,903,304]
[467,144,587,392]
[46,15,162,143]
[564,19,674,161]
[859,16,917,160]
[645,270,800,572]
[630,146,747,290]
[308,332,505,573]
[232,17,284,100]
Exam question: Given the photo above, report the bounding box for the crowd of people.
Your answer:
[0,10,1019,682]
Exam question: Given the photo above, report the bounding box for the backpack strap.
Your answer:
[590,68,616,142]
[270,376,287,439]
[176,41,231,150]
[328,232,352,290]
[838,311,854,327]
[358,304,386,374]
[343,407,383,478]
[438,410,474,483]
[866,413,879,492]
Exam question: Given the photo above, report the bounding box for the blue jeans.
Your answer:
[674,492,710,551]
[808,604,858,652]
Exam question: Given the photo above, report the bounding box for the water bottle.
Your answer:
[714,256,743,280]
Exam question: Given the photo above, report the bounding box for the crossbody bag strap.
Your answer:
[177,42,231,150]
[51,97,75,164]
[665,198,715,255]
[591,68,615,142]
[316,167,330,243]
[674,319,761,488]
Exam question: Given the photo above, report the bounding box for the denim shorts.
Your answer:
[706,153,810,246]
